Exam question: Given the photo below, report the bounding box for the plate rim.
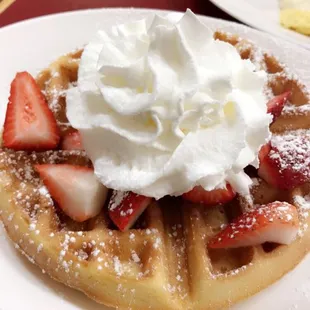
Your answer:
[209,0,310,49]
[0,6,307,51]
[0,7,176,32]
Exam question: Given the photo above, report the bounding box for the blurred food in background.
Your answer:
[280,0,310,35]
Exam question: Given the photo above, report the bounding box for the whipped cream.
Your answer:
[66,9,272,199]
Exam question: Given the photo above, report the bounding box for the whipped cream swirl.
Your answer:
[66,9,271,199]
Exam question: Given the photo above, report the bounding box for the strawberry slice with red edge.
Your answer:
[258,134,310,190]
[108,191,153,231]
[61,130,84,151]
[3,72,60,151]
[258,143,279,187]
[35,164,108,222]
[267,91,291,121]
[182,184,236,206]
[208,201,299,249]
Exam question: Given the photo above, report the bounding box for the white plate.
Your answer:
[1,8,310,310]
[210,0,310,49]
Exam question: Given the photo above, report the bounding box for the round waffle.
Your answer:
[0,32,310,310]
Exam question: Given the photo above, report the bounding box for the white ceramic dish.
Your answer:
[209,0,310,49]
[0,8,310,310]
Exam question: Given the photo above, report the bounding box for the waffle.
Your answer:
[0,0,15,14]
[0,32,310,310]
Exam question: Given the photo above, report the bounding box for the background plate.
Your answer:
[209,0,310,49]
[0,8,310,310]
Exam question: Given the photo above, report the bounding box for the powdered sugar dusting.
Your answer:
[294,193,310,236]
[210,202,299,246]
[113,256,123,276]
[295,194,310,211]
[212,264,252,279]
[270,130,310,178]
[283,103,310,115]
[109,191,128,211]
[47,87,66,114]
[131,251,140,263]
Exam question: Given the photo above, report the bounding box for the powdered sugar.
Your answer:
[92,248,100,257]
[295,193,310,211]
[270,130,310,179]
[294,193,310,236]
[153,237,161,249]
[37,243,43,253]
[47,87,66,114]
[283,103,310,115]
[29,223,36,231]
[38,186,49,196]
[113,256,123,276]
[108,191,127,211]
[211,202,299,246]
[131,251,140,263]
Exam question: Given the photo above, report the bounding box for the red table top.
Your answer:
[0,0,236,28]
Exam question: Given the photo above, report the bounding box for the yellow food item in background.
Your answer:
[281,9,310,35]
[280,0,310,35]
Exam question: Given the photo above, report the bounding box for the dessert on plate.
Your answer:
[280,0,310,35]
[1,9,310,310]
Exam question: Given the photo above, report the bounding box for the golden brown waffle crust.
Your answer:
[0,32,310,310]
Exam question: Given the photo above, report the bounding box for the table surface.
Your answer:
[0,0,237,28]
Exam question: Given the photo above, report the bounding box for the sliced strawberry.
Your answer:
[35,164,108,222]
[267,91,291,121]
[258,142,279,186]
[258,142,271,163]
[182,184,236,206]
[61,130,84,151]
[208,201,299,249]
[258,134,310,189]
[108,191,152,231]
[3,72,60,151]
